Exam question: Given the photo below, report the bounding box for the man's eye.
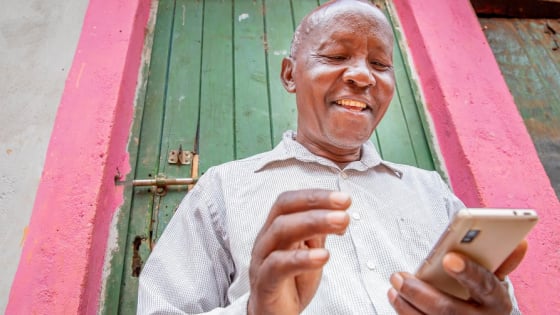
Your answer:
[327,55,347,61]
[371,61,391,70]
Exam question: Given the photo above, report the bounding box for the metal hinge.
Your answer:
[168,145,193,165]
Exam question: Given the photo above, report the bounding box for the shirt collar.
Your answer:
[255,130,403,178]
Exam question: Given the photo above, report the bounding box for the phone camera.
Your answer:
[461,229,480,243]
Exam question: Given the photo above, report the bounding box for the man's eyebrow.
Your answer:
[316,35,354,51]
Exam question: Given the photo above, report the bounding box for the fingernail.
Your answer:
[390,273,403,291]
[308,248,329,262]
[326,211,348,226]
[388,288,398,304]
[330,192,350,206]
[444,253,465,273]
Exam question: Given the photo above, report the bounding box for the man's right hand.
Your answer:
[247,190,351,315]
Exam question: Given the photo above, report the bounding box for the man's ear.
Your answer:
[280,57,296,93]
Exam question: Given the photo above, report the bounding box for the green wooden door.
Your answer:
[480,18,560,199]
[102,0,435,313]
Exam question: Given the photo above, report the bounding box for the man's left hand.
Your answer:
[388,240,528,314]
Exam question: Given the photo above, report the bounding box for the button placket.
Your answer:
[346,208,385,313]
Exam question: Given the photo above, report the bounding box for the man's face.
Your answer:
[283,2,395,156]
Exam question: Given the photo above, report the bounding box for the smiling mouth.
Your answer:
[335,99,368,111]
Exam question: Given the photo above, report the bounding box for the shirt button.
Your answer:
[352,212,361,220]
[366,261,376,270]
[340,171,348,179]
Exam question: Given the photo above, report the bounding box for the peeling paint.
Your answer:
[19,226,28,247]
[75,62,86,88]
[238,13,249,22]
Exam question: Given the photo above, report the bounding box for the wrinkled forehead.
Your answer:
[314,1,390,34]
[293,1,393,55]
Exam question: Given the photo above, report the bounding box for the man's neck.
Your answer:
[294,134,362,169]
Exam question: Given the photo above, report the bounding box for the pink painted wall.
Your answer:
[392,0,560,313]
[6,0,151,313]
[7,0,559,313]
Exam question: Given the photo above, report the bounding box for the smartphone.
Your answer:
[415,208,538,300]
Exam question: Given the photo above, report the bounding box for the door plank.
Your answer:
[198,0,235,172]
[264,0,297,144]
[391,35,434,170]
[517,20,560,112]
[481,18,560,198]
[117,0,176,313]
[376,95,417,166]
[233,0,273,158]
[154,0,204,243]
[482,19,556,119]
[291,0,319,29]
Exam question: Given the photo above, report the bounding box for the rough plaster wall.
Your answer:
[0,0,88,311]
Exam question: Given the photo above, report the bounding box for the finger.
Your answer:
[262,190,351,230]
[442,252,512,309]
[390,272,473,314]
[495,239,528,280]
[258,248,330,287]
[388,287,424,315]
[254,209,350,257]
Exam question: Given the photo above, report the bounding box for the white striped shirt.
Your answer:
[138,130,520,314]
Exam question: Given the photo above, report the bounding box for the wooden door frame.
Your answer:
[7,0,560,314]
[471,0,560,18]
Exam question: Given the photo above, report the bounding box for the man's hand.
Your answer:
[247,190,351,315]
[387,240,528,314]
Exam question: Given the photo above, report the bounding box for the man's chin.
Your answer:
[326,132,371,150]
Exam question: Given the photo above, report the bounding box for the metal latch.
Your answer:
[132,176,197,196]
[168,145,193,165]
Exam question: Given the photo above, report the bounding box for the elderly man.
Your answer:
[138,0,525,314]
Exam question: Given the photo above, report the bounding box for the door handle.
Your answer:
[132,177,197,187]
[132,177,198,196]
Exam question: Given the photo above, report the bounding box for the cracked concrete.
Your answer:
[0,0,88,311]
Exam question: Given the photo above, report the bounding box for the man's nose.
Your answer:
[342,59,376,88]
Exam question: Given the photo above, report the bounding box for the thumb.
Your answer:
[494,239,528,281]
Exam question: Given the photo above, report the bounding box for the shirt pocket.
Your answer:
[396,217,442,269]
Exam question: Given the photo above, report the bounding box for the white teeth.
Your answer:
[336,99,367,109]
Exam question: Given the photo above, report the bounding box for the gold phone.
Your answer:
[415,208,538,300]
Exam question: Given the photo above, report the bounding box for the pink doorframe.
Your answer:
[7,0,559,313]
[6,0,151,314]
[392,0,560,313]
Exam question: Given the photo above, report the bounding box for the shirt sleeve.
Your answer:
[431,171,465,218]
[502,276,522,315]
[137,170,245,314]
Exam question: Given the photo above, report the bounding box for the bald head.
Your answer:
[290,0,392,58]
[279,0,396,161]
